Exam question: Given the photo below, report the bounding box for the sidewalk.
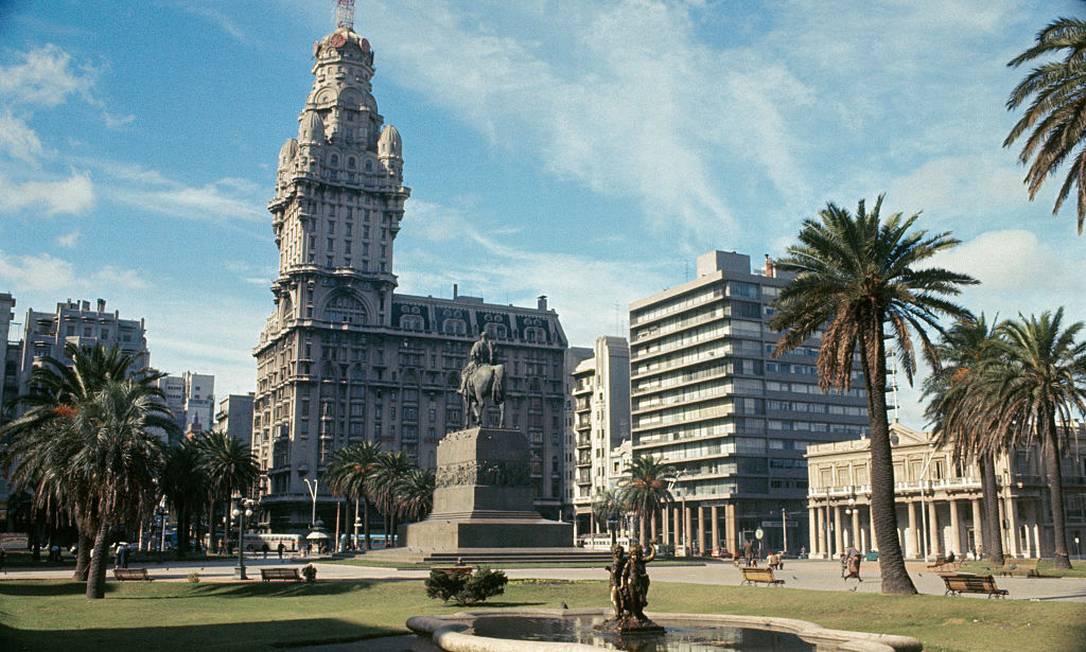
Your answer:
[3,558,1084,601]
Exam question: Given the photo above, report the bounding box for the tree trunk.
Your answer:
[363,499,371,551]
[73,530,92,581]
[208,498,215,555]
[980,453,1004,565]
[85,521,111,599]
[638,515,646,545]
[861,322,918,594]
[177,507,190,560]
[1042,414,1072,569]
[390,513,398,548]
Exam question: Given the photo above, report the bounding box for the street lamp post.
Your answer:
[825,487,833,560]
[781,507,788,555]
[303,477,319,528]
[232,498,256,579]
[156,499,168,563]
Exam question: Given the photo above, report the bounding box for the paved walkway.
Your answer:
[4,558,1084,602]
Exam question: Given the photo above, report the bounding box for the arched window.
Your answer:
[348,156,356,169]
[443,318,467,336]
[326,293,367,324]
[365,159,373,171]
[399,315,425,331]
[330,154,339,167]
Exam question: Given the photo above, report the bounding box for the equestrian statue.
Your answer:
[459,331,505,427]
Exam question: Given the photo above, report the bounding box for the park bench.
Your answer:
[999,558,1039,578]
[940,573,1008,598]
[740,567,784,586]
[113,568,150,581]
[260,567,301,582]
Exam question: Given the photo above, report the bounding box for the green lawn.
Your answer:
[1,579,1083,651]
[957,559,1086,578]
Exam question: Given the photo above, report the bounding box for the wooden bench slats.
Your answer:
[113,568,150,581]
[740,567,784,586]
[940,573,1008,598]
[260,567,302,582]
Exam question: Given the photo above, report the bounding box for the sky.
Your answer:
[0,0,1084,426]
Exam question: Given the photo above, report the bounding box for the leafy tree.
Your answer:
[619,455,674,544]
[72,380,171,598]
[922,316,1006,564]
[367,451,412,547]
[1005,16,1086,234]
[396,467,435,523]
[162,438,208,558]
[197,430,259,552]
[591,488,624,537]
[985,309,1086,569]
[770,195,977,594]
[324,441,381,549]
[0,344,170,580]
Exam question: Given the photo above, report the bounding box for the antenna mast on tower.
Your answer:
[335,0,355,30]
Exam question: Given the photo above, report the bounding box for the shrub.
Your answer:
[425,567,508,606]
[301,564,317,583]
[187,572,200,583]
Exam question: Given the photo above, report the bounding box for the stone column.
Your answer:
[808,506,818,556]
[971,499,984,557]
[573,514,579,541]
[662,506,670,542]
[816,506,826,558]
[906,501,918,558]
[868,503,877,552]
[927,500,942,557]
[833,505,843,557]
[949,499,961,557]
[682,504,692,551]
[851,507,860,551]
[711,505,720,555]
[650,511,658,543]
[1005,497,1019,557]
[697,505,705,555]
[673,507,682,549]
[725,503,738,556]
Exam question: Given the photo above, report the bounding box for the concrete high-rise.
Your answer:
[252,20,568,531]
[214,394,255,448]
[628,251,869,555]
[570,337,632,537]
[0,293,16,424]
[17,298,149,398]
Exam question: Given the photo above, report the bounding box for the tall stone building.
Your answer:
[628,251,869,555]
[571,336,632,537]
[0,293,16,424]
[214,393,255,448]
[252,20,568,531]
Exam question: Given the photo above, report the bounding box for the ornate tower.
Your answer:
[253,17,410,528]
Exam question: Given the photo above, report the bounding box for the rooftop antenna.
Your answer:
[335,0,355,30]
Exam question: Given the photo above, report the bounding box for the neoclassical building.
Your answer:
[806,422,1086,560]
[252,18,568,530]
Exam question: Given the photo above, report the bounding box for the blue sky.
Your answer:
[1,0,1083,425]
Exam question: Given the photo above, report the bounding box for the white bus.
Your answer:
[240,533,303,553]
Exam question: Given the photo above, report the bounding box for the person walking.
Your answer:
[262,542,270,560]
[277,542,285,561]
[742,539,753,567]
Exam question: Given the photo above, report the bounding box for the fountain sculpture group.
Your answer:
[598,542,664,634]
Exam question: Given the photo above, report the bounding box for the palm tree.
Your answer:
[922,316,1006,565]
[770,195,977,594]
[71,380,171,598]
[619,455,675,544]
[985,309,1086,569]
[1005,16,1086,234]
[324,441,381,550]
[591,488,624,539]
[162,439,207,559]
[367,451,412,547]
[0,343,170,579]
[198,430,259,553]
[396,468,435,523]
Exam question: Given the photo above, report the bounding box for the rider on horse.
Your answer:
[460,330,495,395]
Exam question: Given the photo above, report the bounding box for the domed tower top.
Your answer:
[377,124,402,159]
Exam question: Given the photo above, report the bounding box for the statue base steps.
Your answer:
[594,616,666,634]
[365,547,611,565]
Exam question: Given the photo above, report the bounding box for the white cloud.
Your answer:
[56,229,80,248]
[0,250,145,292]
[102,112,136,129]
[888,154,1028,226]
[0,170,96,216]
[0,44,96,108]
[177,2,256,45]
[0,111,43,163]
[396,199,669,346]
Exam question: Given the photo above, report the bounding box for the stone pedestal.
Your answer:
[403,427,572,551]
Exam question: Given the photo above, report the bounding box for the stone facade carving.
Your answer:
[435,460,531,488]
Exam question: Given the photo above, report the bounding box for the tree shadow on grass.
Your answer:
[0,582,115,597]
[106,580,384,600]
[0,618,405,652]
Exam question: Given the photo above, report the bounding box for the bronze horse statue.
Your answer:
[461,363,505,427]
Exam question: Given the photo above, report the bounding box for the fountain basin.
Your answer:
[407,608,922,652]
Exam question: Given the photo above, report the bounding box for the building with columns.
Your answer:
[628,251,869,556]
[571,336,632,537]
[806,422,1086,560]
[251,16,568,531]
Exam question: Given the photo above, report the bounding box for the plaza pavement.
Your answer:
[3,556,1085,602]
